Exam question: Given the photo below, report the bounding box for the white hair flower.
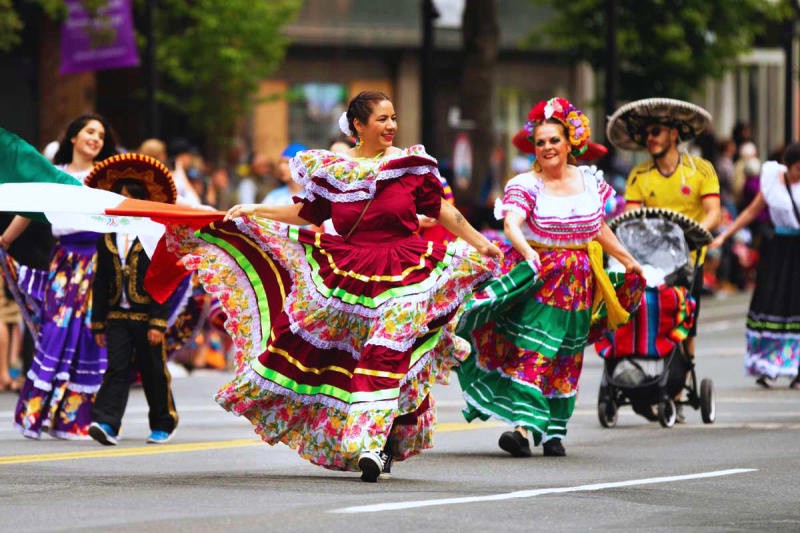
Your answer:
[338,112,353,136]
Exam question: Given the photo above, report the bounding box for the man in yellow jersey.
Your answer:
[607,98,721,422]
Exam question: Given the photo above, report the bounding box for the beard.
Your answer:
[649,143,672,160]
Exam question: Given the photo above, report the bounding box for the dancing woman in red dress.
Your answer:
[170,91,501,481]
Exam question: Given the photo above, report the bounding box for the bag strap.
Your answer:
[783,174,800,225]
[343,196,374,241]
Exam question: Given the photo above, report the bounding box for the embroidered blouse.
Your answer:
[496,165,613,246]
[290,145,444,245]
[760,160,800,229]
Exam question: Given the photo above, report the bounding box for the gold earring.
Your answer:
[533,159,542,173]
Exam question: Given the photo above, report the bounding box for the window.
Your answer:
[288,83,348,149]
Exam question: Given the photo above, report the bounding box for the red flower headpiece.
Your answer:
[525,97,591,157]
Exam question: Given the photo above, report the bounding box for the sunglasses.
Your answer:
[642,126,663,138]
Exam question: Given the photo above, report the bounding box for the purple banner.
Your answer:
[60,0,139,75]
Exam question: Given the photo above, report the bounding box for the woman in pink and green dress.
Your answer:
[168,91,502,482]
[455,98,645,457]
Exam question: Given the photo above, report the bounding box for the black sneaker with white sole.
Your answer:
[358,450,384,482]
[380,449,392,476]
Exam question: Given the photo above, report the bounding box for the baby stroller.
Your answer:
[595,208,716,428]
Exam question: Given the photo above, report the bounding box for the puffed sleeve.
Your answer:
[414,173,444,219]
[591,167,614,205]
[759,160,786,197]
[296,196,332,226]
[495,176,534,220]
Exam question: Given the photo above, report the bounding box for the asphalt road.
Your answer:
[0,291,798,532]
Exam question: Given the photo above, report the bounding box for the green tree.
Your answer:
[1,0,301,152]
[151,0,302,151]
[528,0,787,100]
[0,0,64,51]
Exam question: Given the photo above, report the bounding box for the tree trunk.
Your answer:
[459,0,498,207]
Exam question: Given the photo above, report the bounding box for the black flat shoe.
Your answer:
[789,376,800,390]
[542,439,566,457]
[755,376,771,389]
[498,430,532,457]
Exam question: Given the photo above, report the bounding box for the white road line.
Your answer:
[330,468,757,514]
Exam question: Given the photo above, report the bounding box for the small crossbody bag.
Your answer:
[343,197,374,241]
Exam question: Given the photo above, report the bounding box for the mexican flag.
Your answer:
[0,127,226,300]
[0,127,224,253]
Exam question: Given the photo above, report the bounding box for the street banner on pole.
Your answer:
[60,0,140,75]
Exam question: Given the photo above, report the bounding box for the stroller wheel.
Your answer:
[598,399,618,428]
[700,378,716,424]
[658,398,676,428]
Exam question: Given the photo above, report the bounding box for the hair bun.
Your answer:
[338,111,353,136]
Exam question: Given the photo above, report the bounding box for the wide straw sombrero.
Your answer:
[512,129,609,161]
[606,98,712,152]
[86,153,177,204]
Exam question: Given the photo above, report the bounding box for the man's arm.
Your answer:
[699,194,722,232]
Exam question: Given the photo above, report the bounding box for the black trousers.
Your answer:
[92,320,178,434]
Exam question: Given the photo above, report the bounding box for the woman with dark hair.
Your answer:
[169,90,501,481]
[0,113,118,439]
[711,142,800,389]
[51,113,118,167]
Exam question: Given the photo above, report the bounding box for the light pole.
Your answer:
[421,0,439,151]
[144,0,159,138]
[604,0,619,169]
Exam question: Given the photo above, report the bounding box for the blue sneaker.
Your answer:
[88,422,118,446]
[146,430,174,444]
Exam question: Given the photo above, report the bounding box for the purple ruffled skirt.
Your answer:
[13,232,107,439]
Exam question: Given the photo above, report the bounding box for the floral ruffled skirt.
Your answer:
[455,246,643,444]
[5,234,106,439]
[170,217,495,470]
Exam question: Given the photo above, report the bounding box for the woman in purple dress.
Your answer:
[1,114,118,439]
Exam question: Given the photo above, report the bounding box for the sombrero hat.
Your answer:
[86,153,177,204]
[512,129,609,161]
[608,207,712,251]
[606,98,712,151]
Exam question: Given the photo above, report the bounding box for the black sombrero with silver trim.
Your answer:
[608,207,712,250]
[606,98,712,151]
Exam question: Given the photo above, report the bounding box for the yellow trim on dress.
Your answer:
[530,240,630,330]
[313,232,435,282]
[268,344,354,378]
[266,344,404,380]
[216,227,287,302]
[353,368,406,380]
